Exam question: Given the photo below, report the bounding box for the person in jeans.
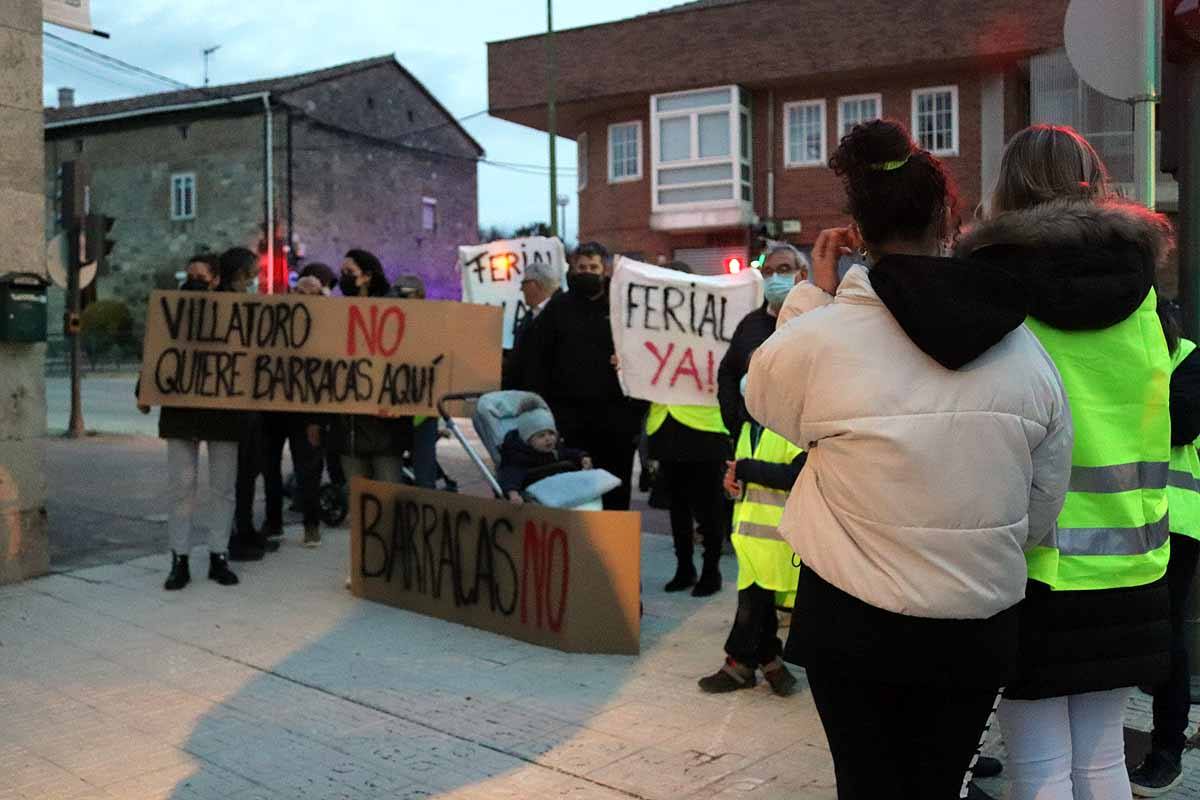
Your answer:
[139,253,241,590]
[748,119,1073,798]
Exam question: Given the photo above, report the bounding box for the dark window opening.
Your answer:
[178,125,190,140]
[74,139,84,154]
[366,97,375,109]
[407,109,415,123]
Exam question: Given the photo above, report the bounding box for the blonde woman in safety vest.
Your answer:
[957,124,1174,800]
[1128,301,1200,796]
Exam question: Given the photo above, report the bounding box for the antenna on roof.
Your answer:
[202,44,221,86]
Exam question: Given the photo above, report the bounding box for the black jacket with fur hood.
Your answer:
[956,199,1172,700]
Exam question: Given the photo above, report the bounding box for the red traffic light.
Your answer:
[724,256,744,274]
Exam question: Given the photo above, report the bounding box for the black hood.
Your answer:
[954,199,1172,331]
[868,255,1028,370]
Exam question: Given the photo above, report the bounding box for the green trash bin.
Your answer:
[0,272,50,343]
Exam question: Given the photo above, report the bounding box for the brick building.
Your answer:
[44,55,482,322]
[487,0,1168,274]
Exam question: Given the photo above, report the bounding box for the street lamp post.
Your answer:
[557,194,569,242]
[546,1,558,238]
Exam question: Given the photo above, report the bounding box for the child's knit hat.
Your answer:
[515,398,557,444]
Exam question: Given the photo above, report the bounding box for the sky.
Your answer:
[41,0,685,239]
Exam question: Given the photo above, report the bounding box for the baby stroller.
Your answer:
[437,391,621,510]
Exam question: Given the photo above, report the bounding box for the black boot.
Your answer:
[228,529,265,562]
[164,551,190,591]
[692,560,722,597]
[664,560,697,592]
[208,552,240,586]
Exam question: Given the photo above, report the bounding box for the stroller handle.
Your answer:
[437,392,484,422]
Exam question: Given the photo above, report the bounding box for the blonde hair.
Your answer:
[989,124,1111,216]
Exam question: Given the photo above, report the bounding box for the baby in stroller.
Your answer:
[498,400,593,504]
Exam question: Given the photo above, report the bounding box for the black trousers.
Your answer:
[1152,532,1200,756]
[561,424,637,511]
[724,584,781,668]
[262,414,321,528]
[662,459,724,565]
[232,413,263,539]
[806,667,1000,800]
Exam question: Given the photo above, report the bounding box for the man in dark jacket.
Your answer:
[502,258,562,390]
[516,242,646,510]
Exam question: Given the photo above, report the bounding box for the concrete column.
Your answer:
[980,72,1006,215]
[0,0,49,583]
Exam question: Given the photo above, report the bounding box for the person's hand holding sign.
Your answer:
[811,226,862,295]
[723,459,743,499]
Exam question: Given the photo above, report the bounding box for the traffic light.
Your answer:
[84,213,116,275]
[723,256,745,274]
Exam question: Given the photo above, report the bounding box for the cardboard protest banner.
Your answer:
[350,479,642,654]
[137,291,501,415]
[610,256,763,406]
[458,236,567,349]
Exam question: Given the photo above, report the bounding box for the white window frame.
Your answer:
[837,93,882,138]
[649,84,751,212]
[170,172,196,221]
[911,84,960,156]
[607,120,643,183]
[783,99,827,168]
[421,196,437,232]
[577,132,588,191]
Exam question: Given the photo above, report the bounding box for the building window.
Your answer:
[421,197,437,232]
[170,173,196,220]
[577,132,588,191]
[608,121,642,183]
[912,85,959,156]
[838,93,881,137]
[783,99,826,167]
[650,85,752,210]
[74,138,84,154]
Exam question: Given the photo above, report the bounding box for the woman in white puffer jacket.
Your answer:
[745,119,1074,800]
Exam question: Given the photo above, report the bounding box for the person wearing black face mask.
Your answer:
[135,253,241,590]
[515,242,646,511]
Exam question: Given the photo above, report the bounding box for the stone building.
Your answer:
[44,55,482,323]
[0,0,48,583]
[488,0,1177,282]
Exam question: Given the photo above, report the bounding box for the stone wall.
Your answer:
[0,0,48,583]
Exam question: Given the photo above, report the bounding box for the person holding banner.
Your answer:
[328,249,410,487]
[518,242,645,510]
[747,119,1073,797]
[140,254,242,591]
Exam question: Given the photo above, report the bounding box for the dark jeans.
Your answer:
[662,459,724,566]
[807,667,1000,799]
[561,424,637,510]
[263,414,321,528]
[232,413,263,539]
[1152,532,1200,756]
[724,584,781,668]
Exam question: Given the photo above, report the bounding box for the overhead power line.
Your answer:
[44,30,189,89]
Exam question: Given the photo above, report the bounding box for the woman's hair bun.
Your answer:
[829,119,913,178]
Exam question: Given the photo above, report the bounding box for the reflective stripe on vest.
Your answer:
[645,403,729,436]
[731,422,803,593]
[1024,288,1171,590]
[1168,338,1200,540]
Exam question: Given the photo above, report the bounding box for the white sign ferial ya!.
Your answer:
[610,256,763,407]
[458,236,567,349]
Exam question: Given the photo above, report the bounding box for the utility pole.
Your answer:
[59,161,90,439]
[203,44,221,87]
[546,0,558,238]
[1133,0,1161,208]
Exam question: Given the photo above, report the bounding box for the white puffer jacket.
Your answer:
[747,263,1073,619]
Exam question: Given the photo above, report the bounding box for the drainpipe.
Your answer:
[767,90,776,221]
[262,94,275,294]
[287,109,295,274]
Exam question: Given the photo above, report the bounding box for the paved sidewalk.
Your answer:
[6,524,1200,799]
